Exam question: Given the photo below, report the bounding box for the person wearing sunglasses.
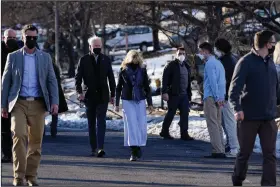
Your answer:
[229,30,278,186]
[1,29,19,164]
[1,24,59,186]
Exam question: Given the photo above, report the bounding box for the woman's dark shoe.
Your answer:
[97,149,106,157]
[130,155,137,161]
[130,146,138,161]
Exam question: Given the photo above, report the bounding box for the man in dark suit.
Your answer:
[75,36,116,157]
[1,29,19,163]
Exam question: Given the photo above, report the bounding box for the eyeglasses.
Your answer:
[25,36,38,41]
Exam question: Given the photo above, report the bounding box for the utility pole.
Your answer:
[55,1,60,69]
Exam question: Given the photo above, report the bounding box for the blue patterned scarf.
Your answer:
[126,65,143,102]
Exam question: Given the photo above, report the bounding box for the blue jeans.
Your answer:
[86,103,108,151]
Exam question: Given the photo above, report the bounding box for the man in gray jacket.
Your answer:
[1,24,59,186]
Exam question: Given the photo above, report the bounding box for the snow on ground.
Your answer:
[48,52,280,158]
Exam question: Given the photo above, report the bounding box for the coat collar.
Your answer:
[21,47,42,56]
[19,47,43,78]
[251,48,271,63]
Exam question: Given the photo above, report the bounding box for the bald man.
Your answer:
[1,29,19,163]
[75,36,116,157]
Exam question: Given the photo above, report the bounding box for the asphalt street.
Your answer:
[2,131,280,186]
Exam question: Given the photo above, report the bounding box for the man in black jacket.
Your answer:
[75,36,116,157]
[1,29,19,163]
[214,38,239,158]
[160,47,193,140]
[229,30,278,186]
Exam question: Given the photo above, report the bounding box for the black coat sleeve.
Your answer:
[220,54,237,100]
[143,68,153,106]
[75,57,83,94]
[161,62,172,94]
[229,57,249,112]
[107,57,116,98]
[52,63,61,84]
[186,63,192,101]
[115,68,124,106]
[276,67,280,106]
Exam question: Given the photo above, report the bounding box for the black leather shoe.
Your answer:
[2,156,12,163]
[27,180,39,186]
[13,179,25,186]
[232,176,243,186]
[204,153,226,159]
[181,133,194,141]
[97,150,106,157]
[159,132,174,140]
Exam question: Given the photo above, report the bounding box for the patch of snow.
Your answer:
[56,52,280,158]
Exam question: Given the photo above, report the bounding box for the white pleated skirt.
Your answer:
[122,99,147,147]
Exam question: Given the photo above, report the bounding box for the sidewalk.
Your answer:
[2,131,280,186]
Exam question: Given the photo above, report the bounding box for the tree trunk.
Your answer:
[152,2,160,51]
[206,6,223,44]
[152,28,160,51]
[54,1,61,70]
[82,34,89,55]
[67,36,75,78]
[101,20,107,55]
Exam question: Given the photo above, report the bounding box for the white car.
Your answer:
[105,25,153,52]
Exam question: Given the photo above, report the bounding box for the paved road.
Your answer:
[2,131,280,186]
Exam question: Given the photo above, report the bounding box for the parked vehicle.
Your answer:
[100,25,154,53]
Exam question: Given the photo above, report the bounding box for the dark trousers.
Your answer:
[161,95,189,135]
[51,115,58,133]
[233,120,278,186]
[86,103,108,152]
[1,115,12,158]
[130,146,140,155]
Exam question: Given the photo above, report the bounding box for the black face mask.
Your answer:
[6,39,19,52]
[93,48,101,55]
[268,46,275,55]
[26,39,36,49]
